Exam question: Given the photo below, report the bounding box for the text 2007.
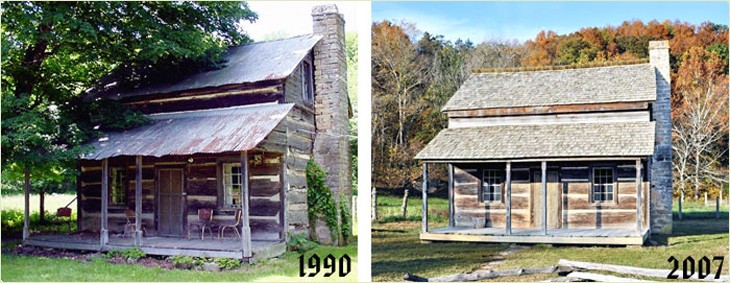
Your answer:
[299,254,351,277]
[667,256,724,280]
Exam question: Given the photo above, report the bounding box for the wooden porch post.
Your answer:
[541,161,547,235]
[135,156,143,246]
[23,168,30,240]
[505,161,512,235]
[635,158,642,234]
[240,151,252,259]
[422,163,428,233]
[101,158,109,247]
[448,164,454,227]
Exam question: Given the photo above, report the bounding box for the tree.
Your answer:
[672,46,728,200]
[1,2,257,222]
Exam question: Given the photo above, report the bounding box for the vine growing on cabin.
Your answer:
[339,195,352,245]
[306,159,339,243]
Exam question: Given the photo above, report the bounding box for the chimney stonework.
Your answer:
[649,40,672,235]
[311,5,351,242]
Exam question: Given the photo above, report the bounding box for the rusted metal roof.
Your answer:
[85,34,322,101]
[415,121,655,161]
[81,103,293,160]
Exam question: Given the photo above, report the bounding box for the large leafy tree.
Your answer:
[1,1,257,221]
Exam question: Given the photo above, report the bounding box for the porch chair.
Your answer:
[53,207,73,233]
[218,209,242,239]
[187,208,215,240]
[124,208,147,237]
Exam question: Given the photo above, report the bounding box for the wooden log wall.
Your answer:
[78,151,289,240]
[452,161,649,230]
[122,81,286,114]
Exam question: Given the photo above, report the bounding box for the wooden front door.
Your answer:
[531,170,561,229]
[158,168,184,236]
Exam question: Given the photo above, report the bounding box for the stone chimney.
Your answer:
[311,4,351,240]
[649,40,672,235]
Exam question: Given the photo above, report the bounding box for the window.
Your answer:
[223,163,242,207]
[110,167,126,206]
[481,169,502,202]
[301,61,314,103]
[592,168,614,202]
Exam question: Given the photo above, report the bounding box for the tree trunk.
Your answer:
[39,187,46,223]
[23,167,31,239]
[372,187,378,221]
[694,148,701,200]
[401,188,410,219]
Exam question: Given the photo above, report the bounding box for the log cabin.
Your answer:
[23,5,351,261]
[415,41,673,245]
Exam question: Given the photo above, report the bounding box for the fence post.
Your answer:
[678,194,683,220]
[716,197,720,219]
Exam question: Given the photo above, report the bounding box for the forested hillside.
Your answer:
[371,19,728,199]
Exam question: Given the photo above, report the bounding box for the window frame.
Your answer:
[301,60,314,104]
[480,168,503,203]
[591,167,616,204]
[222,163,243,208]
[109,167,127,207]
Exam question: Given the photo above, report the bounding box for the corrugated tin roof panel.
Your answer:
[85,34,322,101]
[415,121,655,160]
[442,64,657,111]
[81,103,293,160]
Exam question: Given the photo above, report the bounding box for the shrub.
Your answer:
[287,232,317,253]
[119,247,145,260]
[170,255,194,265]
[306,160,339,243]
[214,258,241,270]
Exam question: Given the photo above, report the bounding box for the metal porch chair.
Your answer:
[187,208,215,240]
[218,209,242,239]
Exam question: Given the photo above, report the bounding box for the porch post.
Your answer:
[636,158,642,234]
[101,158,109,247]
[22,168,30,240]
[422,163,428,233]
[240,151,252,259]
[505,161,512,235]
[135,156,143,246]
[541,161,547,235]
[448,164,454,227]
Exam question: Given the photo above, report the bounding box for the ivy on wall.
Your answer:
[306,160,339,243]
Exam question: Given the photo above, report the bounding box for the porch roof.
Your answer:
[80,103,293,160]
[415,121,655,161]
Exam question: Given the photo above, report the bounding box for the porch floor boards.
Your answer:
[422,226,649,245]
[23,234,286,260]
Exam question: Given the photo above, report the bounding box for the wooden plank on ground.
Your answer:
[559,259,728,282]
[567,271,650,282]
[404,266,557,282]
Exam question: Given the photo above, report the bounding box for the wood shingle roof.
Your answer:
[415,121,655,161]
[442,63,657,111]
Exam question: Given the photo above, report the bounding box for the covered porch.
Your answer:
[21,104,294,261]
[24,234,285,260]
[415,122,655,246]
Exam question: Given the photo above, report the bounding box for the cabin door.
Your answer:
[531,170,561,229]
[158,168,185,236]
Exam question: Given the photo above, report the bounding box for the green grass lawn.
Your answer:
[1,193,77,213]
[372,195,729,282]
[1,244,357,282]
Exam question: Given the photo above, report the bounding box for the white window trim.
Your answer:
[481,169,503,203]
[591,167,615,204]
[222,163,243,208]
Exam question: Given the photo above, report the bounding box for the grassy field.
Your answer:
[1,193,77,213]
[1,244,357,282]
[372,195,729,282]
[1,194,358,282]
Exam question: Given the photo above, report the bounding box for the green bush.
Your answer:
[170,255,194,266]
[119,248,145,260]
[214,258,241,270]
[1,209,77,237]
[287,232,317,253]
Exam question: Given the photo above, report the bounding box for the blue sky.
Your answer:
[372,1,729,43]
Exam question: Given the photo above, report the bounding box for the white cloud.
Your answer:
[240,1,358,41]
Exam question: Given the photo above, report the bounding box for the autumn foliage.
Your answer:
[372,19,728,198]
